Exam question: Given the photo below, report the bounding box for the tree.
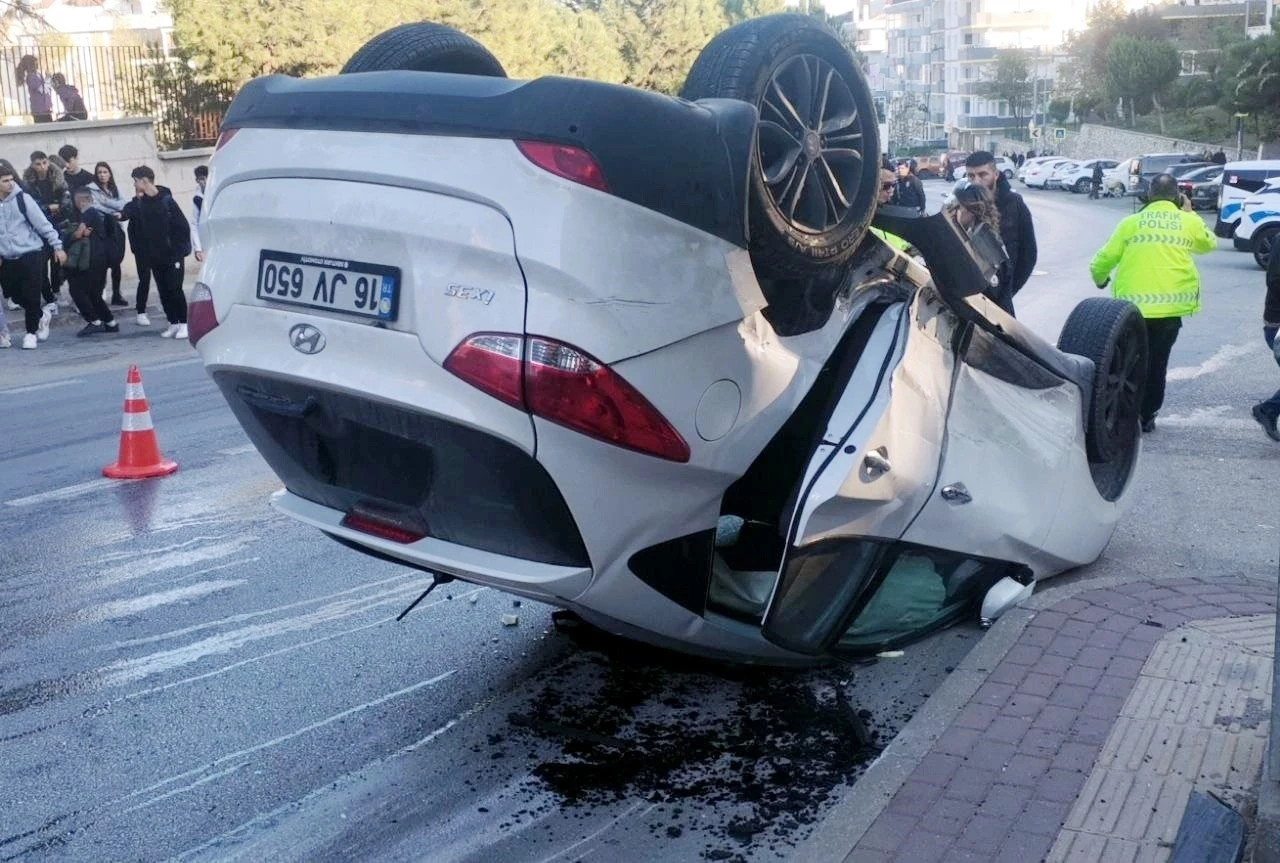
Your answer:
[1046,97,1071,125]
[1105,36,1181,131]
[978,49,1032,128]
[1220,24,1280,144]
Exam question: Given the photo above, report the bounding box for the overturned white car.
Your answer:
[191,15,1147,664]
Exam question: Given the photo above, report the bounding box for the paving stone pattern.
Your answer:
[843,576,1276,863]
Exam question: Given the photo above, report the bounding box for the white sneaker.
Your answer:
[43,302,58,317]
[160,324,179,338]
[136,313,151,327]
[36,309,50,341]
[174,323,188,340]
[22,333,37,350]
[4,299,18,311]
[0,332,10,349]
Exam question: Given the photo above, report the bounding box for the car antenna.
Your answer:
[396,572,456,621]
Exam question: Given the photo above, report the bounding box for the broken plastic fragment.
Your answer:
[876,650,905,659]
[501,614,520,626]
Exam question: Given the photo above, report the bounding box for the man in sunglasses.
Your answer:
[871,168,911,253]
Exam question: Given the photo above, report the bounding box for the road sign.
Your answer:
[1030,127,1042,140]
[1054,127,1067,140]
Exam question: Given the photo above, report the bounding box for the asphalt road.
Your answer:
[1,187,1277,862]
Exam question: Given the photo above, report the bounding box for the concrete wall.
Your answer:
[0,118,210,277]
[1060,123,1280,162]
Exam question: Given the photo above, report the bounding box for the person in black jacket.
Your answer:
[964,150,1038,315]
[893,161,926,213]
[62,187,118,335]
[119,165,191,338]
[1251,244,1280,440]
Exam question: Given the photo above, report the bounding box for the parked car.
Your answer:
[1214,160,1280,243]
[1017,156,1060,182]
[1045,160,1081,190]
[1022,158,1074,189]
[1057,159,1122,194]
[993,156,1016,179]
[1127,152,1202,198]
[1175,164,1224,211]
[1230,177,1280,268]
[194,16,1146,664]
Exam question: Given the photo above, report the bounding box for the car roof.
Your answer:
[1223,160,1280,171]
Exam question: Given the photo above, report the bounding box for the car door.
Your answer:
[759,296,1073,659]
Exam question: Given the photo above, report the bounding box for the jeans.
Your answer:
[141,258,187,324]
[0,250,48,333]
[1142,316,1182,422]
[1260,327,1280,417]
[68,265,114,325]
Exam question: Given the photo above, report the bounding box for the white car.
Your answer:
[1056,159,1121,194]
[1045,160,1081,190]
[992,156,1016,180]
[1016,156,1060,181]
[1232,178,1280,268]
[192,17,1146,664]
[1022,159,1073,189]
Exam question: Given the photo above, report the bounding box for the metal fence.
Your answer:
[0,44,235,150]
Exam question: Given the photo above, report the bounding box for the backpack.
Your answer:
[99,211,126,265]
[14,192,53,253]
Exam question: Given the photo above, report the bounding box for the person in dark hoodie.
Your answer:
[964,150,1038,315]
[50,73,88,121]
[61,187,118,336]
[118,166,191,338]
[1251,242,1280,441]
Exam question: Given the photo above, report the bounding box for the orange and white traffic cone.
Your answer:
[103,364,179,479]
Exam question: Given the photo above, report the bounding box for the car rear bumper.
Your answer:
[1214,216,1237,239]
[211,368,592,571]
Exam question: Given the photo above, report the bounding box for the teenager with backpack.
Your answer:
[0,164,66,349]
[61,187,119,336]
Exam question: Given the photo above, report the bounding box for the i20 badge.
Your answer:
[289,323,326,355]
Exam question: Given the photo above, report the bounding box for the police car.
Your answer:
[1232,177,1280,268]
[1214,160,1280,245]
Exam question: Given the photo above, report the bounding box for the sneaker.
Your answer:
[160,324,179,338]
[36,309,51,341]
[0,333,10,349]
[77,322,106,337]
[174,323,188,340]
[4,299,18,311]
[1252,404,1280,442]
[110,296,128,307]
[21,333,36,350]
[136,313,151,327]
[1141,417,1156,434]
[103,321,119,334]
[42,302,58,318]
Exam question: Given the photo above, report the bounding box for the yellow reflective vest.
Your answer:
[1089,200,1217,319]
[871,226,911,253]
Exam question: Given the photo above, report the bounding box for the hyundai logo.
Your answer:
[289,323,326,355]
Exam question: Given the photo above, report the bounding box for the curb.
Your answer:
[791,568,1278,863]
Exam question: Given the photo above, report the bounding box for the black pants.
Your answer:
[108,262,122,299]
[0,250,48,333]
[133,253,151,313]
[68,265,114,325]
[142,258,187,324]
[41,249,63,304]
[1142,316,1182,422]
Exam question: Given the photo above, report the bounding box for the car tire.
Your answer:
[1252,225,1279,270]
[680,14,880,279]
[1073,178,1090,194]
[1057,297,1147,472]
[341,22,507,77]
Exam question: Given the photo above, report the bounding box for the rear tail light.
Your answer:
[445,333,690,463]
[515,141,609,192]
[187,281,217,346]
[341,506,428,544]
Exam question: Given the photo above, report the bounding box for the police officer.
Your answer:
[1090,173,1216,433]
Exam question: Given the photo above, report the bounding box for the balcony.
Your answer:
[960,46,997,62]
[965,10,1057,29]
[958,114,1014,131]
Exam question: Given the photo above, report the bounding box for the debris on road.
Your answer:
[501,614,520,626]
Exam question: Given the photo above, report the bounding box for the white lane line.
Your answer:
[75,580,245,624]
[5,478,114,508]
[125,670,457,811]
[175,689,502,861]
[217,444,258,456]
[121,763,249,815]
[123,588,485,700]
[538,801,654,863]
[1167,343,1256,382]
[0,378,85,395]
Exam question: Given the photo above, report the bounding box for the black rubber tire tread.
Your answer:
[1057,296,1148,465]
[680,14,880,279]
[1252,225,1279,270]
[341,22,507,77]
[1073,178,1090,194]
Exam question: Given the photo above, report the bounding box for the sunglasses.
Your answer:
[880,182,896,191]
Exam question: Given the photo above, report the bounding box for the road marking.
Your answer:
[1155,405,1259,432]
[1167,343,1255,382]
[0,378,84,395]
[75,580,245,624]
[217,444,258,456]
[5,478,114,507]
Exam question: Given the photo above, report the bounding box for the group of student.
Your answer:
[0,144,205,350]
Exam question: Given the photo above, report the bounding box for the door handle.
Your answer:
[862,447,891,478]
[941,482,972,504]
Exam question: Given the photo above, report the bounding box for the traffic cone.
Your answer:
[103,364,179,479]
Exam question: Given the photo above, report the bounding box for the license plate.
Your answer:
[256,250,400,321]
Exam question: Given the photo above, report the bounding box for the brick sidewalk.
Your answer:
[807,576,1277,863]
